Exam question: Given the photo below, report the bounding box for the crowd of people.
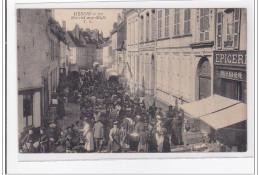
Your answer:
[19,67,185,153]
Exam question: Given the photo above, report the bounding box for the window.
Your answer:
[165,9,170,37]
[50,40,54,61]
[184,9,191,35]
[225,9,240,48]
[140,16,144,42]
[216,11,223,49]
[23,92,33,127]
[132,20,135,44]
[146,13,150,41]
[17,9,21,22]
[151,9,156,40]
[199,9,210,42]
[174,9,180,36]
[66,55,69,66]
[157,10,162,39]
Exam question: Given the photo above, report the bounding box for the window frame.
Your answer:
[224,9,240,49]
[23,92,33,127]
[216,11,223,49]
[140,15,144,42]
[165,9,170,37]
[157,10,162,39]
[199,8,210,42]
[184,9,191,35]
[174,9,180,36]
[146,12,150,41]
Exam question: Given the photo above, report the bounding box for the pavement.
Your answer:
[57,102,81,129]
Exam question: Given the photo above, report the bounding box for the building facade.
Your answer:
[17,9,65,132]
[213,8,247,103]
[123,8,247,110]
[138,9,157,104]
[126,9,140,93]
[67,27,87,69]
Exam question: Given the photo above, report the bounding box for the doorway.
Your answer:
[198,57,211,100]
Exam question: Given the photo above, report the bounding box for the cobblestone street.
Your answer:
[57,103,80,129]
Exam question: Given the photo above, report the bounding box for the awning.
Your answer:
[93,62,99,67]
[179,94,241,118]
[199,103,247,130]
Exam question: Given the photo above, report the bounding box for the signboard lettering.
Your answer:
[214,51,246,66]
[219,70,246,81]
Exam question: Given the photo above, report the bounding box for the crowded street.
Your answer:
[19,65,198,153]
[17,9,247,154]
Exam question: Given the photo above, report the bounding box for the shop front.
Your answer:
[213,50,246,103]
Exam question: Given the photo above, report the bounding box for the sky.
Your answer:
[54,9,122,37]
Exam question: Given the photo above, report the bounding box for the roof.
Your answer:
[199,103,246,130]
[179,94,241,118]
[49,17,67,44]
[67,31,85,47]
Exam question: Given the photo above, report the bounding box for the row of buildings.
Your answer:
[17,9,104,132]
[104,8,247,151]
[108,8,246,109]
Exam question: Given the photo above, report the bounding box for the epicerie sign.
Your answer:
[219,70,245,81]
[213,51,247,66]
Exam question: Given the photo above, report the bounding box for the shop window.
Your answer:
[224,9,240,49]
[165,9,169,37]
[184,9,191,35]
[174,9,180,36]
[157,10,162,39]
[23,93,33,127]
[199,9,210,42]
[221,79,242,101]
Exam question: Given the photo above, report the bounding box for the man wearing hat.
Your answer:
[134,115,144,134]
[155,115,164,152]
[107,121,121,153]
[166,106,174,119]
[93,113,104,152]
[39,127,49,153]
[156,108,164,118]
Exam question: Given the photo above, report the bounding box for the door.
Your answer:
[198,58,211,100]
[199,76,211,99]
[221,79,242,101]
[43,77,49,118]
[59,68,66,83]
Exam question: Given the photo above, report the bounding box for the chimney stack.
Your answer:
[62,20,66,31]
[75,24,80,39]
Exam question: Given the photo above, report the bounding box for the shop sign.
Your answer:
[219,70,246,81]
[214,51,246,66]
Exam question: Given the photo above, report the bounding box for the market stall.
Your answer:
[179,94,242,146]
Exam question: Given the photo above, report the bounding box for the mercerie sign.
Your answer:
[213,51,247,66]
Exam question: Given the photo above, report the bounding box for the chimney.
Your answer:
[75,24,80,40]
[117,13,122,24]
[62,20,66,31]
[113,22,117,30]
[45,9,52,19]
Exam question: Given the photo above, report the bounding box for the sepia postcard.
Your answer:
[17,7,248,156]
